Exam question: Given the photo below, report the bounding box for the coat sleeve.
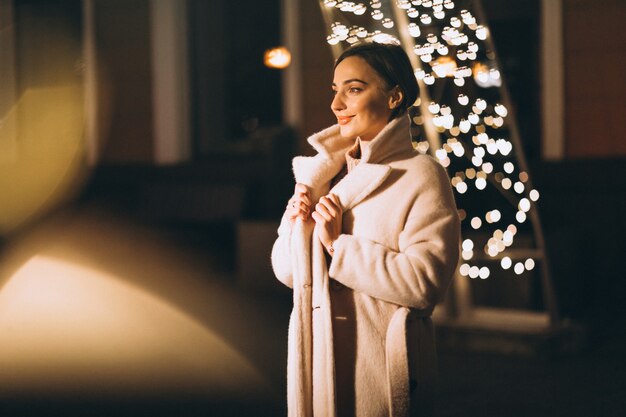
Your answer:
[328,163,460,310]
[271,214,294,288]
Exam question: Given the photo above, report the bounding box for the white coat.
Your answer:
[271,114,460,417]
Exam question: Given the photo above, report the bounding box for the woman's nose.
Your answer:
[331,92,346,112]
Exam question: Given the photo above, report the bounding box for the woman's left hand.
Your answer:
[312,193,342,256]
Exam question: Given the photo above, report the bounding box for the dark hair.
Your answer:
[334,42,419,119]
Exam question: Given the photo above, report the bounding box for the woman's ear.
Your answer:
[388,86,404,109]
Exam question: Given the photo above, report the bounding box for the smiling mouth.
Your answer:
[337,116,354,125]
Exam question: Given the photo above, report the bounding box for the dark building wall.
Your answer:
[96,0,154,163]
[564,0,626,158]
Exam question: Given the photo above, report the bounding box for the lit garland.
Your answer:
[319,0,542,279]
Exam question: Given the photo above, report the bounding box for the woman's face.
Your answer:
[331,56,398,141]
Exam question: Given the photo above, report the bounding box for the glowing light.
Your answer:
[428,102,441,114]
[324,0,338,7]
[457,120,470,133]
[516,211,527,223]
[519,198,531,212]
[519,171,529,183]
[525,258,536,271]
[432,56,457,77]
[514,181,525,194]
[504,162,514,174]
[501,178,512,189]
[354,4,367,15]
[450,17,461,28]
[458,94,469,105]
[397,0,411,8]
[332,22,349,36]
[482,162,493,173]
[475,177,487,190]
[503,230,514,246]
[475,98,487,111]
[501,257,512,269]
[408,23,421,37]
[382,18,394,28]
[462,250,473,260]
[372,10,384,19]
[514,262,524,275]
[469,266,480,279]
[530,189,540,201]
[414,68,426,80]
[460,263,471,276]
[473,61,501,87]
[340,1,357,11]
[486,209,501,223]
[468,113,480,124]
[462,239,474,251]
[0,256,271,395]
[264,47,291,69]
[370,0,382,8]
[372,33,399,44]
[423,74,436,85]
[415,141,429,154]
[497,139,513,155]
[475,25,488,40]
[452,142,465,158]
[495,103,508,117]
[479,267,490,279]
[420,14,432,24]
[455,181,468,194]
[471,217,482,229]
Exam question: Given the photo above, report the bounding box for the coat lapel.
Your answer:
[330,163,391,210]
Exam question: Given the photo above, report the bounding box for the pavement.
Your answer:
[0,200,624,417]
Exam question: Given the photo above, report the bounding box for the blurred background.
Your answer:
[0,0,625,416]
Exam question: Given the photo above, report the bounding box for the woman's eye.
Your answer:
[348,87,362,94]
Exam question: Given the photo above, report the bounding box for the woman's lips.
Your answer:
[337,116,353,125]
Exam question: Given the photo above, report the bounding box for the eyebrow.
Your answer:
[332,78,369,87]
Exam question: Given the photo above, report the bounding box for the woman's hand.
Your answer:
[312,193,342,256]
[286,183,312,224]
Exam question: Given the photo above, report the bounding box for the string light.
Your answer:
[321,0,544,280]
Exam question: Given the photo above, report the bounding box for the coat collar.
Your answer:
[292,114,413,210]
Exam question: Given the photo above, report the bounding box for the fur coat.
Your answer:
[271,114,460,417]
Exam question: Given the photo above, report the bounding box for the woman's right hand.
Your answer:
[286,183,312,224]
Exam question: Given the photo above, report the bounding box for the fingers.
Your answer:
[286,184,312,223]
[315,194,341,219]
[286,202,310,222]
[294,183,311,206]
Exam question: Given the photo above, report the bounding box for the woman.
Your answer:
[271,42,460,417]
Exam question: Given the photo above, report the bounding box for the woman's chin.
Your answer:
[339,126,356,139]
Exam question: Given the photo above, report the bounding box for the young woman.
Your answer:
[272,42,460,417]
